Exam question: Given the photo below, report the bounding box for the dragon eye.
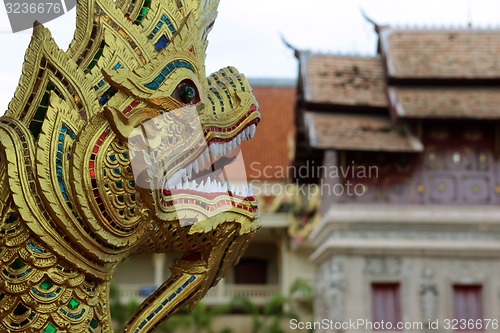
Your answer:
[179,83,197,104]
[173,80,200,105]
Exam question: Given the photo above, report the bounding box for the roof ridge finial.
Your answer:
[467,0,473,28]
[280,34,301,59]
[360,7,381,33]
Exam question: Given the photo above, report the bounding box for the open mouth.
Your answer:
[159,120,258,210]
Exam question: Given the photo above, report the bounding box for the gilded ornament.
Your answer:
[0,0,260,332]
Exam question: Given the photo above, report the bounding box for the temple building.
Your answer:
[294,26,500,332]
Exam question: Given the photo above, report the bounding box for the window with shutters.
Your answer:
[453,285,484,332]
[371,282,402,330]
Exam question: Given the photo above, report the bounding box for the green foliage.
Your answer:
[108,279,314,333]
[231,293,300,333]
[290,279,314,312]
[109,283,140,331]
[158,302,233,333]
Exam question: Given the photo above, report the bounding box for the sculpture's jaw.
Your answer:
[123,68,261,234]
[156,113,260,230]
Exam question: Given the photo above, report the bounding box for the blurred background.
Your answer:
[2,1,500,332]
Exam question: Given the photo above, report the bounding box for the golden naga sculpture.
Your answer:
[0,0,261,331]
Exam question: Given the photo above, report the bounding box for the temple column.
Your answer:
[152,254,167,287]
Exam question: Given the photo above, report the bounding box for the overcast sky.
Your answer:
[1,0,500,113]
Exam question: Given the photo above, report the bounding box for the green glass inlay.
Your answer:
[9,258,25,270]
[84,41,105,74]
[90,319,98,329]
[40,280,53,290]
[68,298,79,310]
[29,82,64,140]
[43,323,57,333]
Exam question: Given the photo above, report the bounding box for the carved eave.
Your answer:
[6,24,97,124]
[309,205,500,264]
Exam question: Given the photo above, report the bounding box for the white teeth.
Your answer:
[249,124,256,138]
[209,145,217,160]
[248,183,253,196]
[203,149,210,165]
[164,124,258,195]
[166,169,186,189]
[198,151,205,169]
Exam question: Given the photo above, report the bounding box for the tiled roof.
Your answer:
[301,54,388,107]
[388,87,500,118]
[241,85,296,181]
[380,28,500,79]
[304,111,423,152]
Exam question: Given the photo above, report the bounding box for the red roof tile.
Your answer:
[388,87,500,118]
[380,28,500,79]
[302,54,388,107]
[241,85,296,181]
[304,111,423,152]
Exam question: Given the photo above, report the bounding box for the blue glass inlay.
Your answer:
[155,35,169,52]
[28,243,43,253]
[114,63,122,70]
[99,95,109,105]
[145,61,195,90]
[154,74,165,83]
[161,68,170,76]
[56,124,77,210]
[99,88,118,106]
[146,82,159,90]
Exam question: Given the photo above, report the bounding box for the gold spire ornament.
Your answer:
[0,0,261,331]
